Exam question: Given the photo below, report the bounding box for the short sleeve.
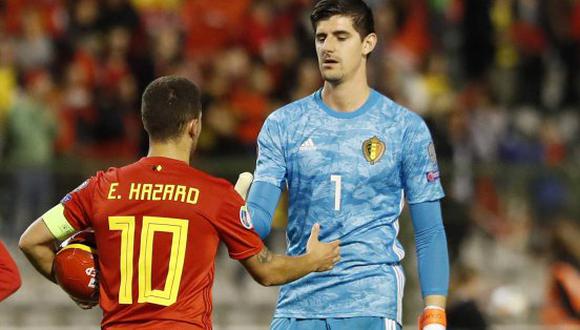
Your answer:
[253,114,287,188]
[401,113,445,203]
[60,175,100,230]
[214,188,264,260]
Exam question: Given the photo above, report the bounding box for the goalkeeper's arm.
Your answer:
[409,201,449,329]
[233,173,281,239]
[246,181,281,239]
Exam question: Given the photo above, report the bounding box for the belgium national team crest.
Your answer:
[362,136,385,165]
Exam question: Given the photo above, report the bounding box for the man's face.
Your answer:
[315,15,367,84]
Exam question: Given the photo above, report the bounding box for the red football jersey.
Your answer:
[0,240,21,302]
[60,157,263,329]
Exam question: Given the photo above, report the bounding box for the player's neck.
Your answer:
[147,139,191,165]
[322,76,370,113]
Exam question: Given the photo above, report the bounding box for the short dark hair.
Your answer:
[310,0,375,38]
[141,76,201,141]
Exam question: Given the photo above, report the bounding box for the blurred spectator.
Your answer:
[389,0,432,70]
[545,0,580,108]
[288,58,322,100]
[88,74,140,159]
[530,170,569,225]
[65,0,101,44]
[461,0,494,82]
[447,264,488,330]
[3,70,58,236]
[58,61,94,154]
[0,39,18,159]
[14,8,54,71]
[181,0,251,59]
[511,0,548,106]
[542,217,580,326]
[151,26,183,75]
[243,1,276,57]
[229,61,274,149]
[468,85,508,164]
[405,52,454,116]
[100,0,140,33]
[441,195,471,265]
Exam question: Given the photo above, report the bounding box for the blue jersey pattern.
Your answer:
[254,89,444,322]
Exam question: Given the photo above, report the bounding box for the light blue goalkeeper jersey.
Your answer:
[254,89,444,322]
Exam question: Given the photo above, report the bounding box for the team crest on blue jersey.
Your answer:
[362,136,385,165]
[239,205,253,229]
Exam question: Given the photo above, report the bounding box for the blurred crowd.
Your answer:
[0,0,579,327]
[0,0,579,160]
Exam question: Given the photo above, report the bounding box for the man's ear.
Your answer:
[362,33,377,56]
[187,117,202,139]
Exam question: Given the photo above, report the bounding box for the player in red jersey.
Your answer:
[0,240,21,302]
[19,76,340,330]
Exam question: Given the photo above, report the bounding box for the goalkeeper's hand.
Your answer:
[418,306,447,330]
[234,172,253,200]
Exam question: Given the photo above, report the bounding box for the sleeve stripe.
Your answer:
[41,204,77,241]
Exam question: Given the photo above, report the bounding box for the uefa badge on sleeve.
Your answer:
[239,205,253,229]
[60,193,73,204]
[426,171,440,183]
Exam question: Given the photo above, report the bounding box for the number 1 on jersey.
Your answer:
[331,175,342,211]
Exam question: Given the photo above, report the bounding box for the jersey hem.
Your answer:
[273,311,394,319]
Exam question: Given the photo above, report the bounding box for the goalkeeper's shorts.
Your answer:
[271,317,401,330]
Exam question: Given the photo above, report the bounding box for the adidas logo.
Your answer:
[299,138,316,151]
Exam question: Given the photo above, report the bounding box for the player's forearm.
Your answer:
[19,241,57,283]
[241,247,316,286]
[19,220,58,283]
[261,253,317,286]
[409,201,450,297]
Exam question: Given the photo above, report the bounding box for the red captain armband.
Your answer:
[418,306,447,330]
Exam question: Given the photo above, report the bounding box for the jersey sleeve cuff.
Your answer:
[41,204,78,241]
[228,243,265,260]
[407,193,445,204]
[252,176,285,189]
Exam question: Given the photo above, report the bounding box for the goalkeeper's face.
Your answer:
[314,15,374,84]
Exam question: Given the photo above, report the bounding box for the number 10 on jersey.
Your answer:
[108,216,189,307]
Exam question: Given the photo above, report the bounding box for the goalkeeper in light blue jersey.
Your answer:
[246,1,449,329]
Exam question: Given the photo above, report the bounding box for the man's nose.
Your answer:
[321,38,336,52]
